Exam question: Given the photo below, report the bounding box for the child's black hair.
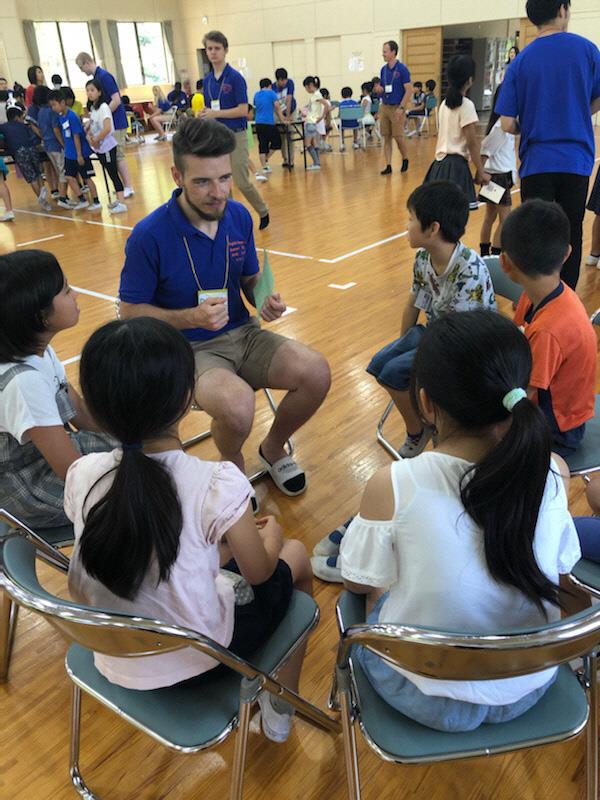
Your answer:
[426,79,437,92]
[445,55,476,109]
[259,78,272,89]
[32,85,49,106]
[303,75,320,89]
[275,67,288,81]
[361,81,373,93]
[0,250,65,362]
[48,89,65,104]
[411,310,559,615]
[121,94,131,105]
[85,78,107,110]
[0,90,8,102]
[320,87,330,99]
[526,0,570,26]
[51,74,63,85]
[486,84,504,135]
[62,86,75,103]
[341,86,353,98]
[501,199,571,276]
[413,81,423,89]
[79,317,196,601]
[7,106,23,121]
[407,181,469,243]
[196,79,203,90]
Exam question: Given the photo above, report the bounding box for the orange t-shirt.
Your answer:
[514,283,596,432]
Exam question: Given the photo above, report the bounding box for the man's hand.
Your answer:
[394,107,406,121]
[189,297,229,331]
[199,107,217,119]
[260,293,286,322]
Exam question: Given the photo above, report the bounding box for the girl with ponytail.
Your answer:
[66,317,312,743]
[423,54,490,210]
[340,309,582,732]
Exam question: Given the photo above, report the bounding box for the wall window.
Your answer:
[34,21,95,89]
[117,22,171,86]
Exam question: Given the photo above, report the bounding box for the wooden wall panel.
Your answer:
[402,26,443,97]
[519,18,538,48]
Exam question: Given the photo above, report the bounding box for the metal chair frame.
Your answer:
[332,592,600,800]
[0,535,340,799]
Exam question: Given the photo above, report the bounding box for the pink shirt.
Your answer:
[65,449,253,689]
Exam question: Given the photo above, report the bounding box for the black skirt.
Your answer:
[424,154,478,209]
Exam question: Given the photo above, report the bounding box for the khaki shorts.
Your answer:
[47,150,65,182]
[192,318,289,389]
[379,103,404,138]
[113,128,127,161]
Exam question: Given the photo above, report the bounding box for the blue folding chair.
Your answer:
[338,107,366,150]
[0,534,340,799]
[332,591,600,800]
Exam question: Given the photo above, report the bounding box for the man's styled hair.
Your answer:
[501,200,571,276]
[172,117,236,172]
[384,40,399,55]
[407,181,469,244]
[526,0,570,26]
[75,52,94,67]
[275,68,288,80]
[202,30,229,49]
[259,78,272,89]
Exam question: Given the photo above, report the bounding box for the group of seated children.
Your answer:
[0,177,597,740]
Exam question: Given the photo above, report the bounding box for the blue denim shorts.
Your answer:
[366,325,425,391]
[356,594,556,732]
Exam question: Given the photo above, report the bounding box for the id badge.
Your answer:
[211,100,221,111]
[414,289,433,314]
[385,84,393,93]
[197,289,227,305]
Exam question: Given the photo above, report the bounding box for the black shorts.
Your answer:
[64,157,95,179]
[255,124,282,155]
[478,170,514,206]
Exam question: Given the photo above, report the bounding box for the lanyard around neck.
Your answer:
[209,65,228,103]
[183,235,230,292]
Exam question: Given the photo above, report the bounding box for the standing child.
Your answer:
[0,106,51,209]
[339,87,360,151]
[302,76,327,170]
[33,85,66,203]
[478,86,517,257]
[0,250,112,528]
[49,89,100,212]
[423,55,490,210]
[85,79,127,214]
[317,87,332,151]
[339,310,581,732]
[253,78,283,176]
[66,316,313,743]
[360,82,379,142]
[0,155,13,221]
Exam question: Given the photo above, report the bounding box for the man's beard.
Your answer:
[183,187,226,221]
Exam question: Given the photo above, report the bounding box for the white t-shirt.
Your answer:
[0,347,71,443]
[65,450,253,689]
[435,96,479,161]
[306,90,324,125]
[88,103,117,154]
[340,452,581,705]
[481,119,517,182]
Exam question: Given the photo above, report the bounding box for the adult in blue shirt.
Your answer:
[274,67,296,168]
[167,82,189,111]
[75,51,134,198]
[497,0,600,289]
[253,79,283,172]
[199,30,269,229]
[376,40,412,175]
[119,118,330,495]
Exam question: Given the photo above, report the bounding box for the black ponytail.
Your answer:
[445,55,476,110]
[411,310,560,615]
[78,318,196,601]
[485,84,503,136]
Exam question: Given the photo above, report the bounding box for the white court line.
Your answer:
[62,354,81,366]
[13,208,133,231]
[72,285,117,303]
[319,231,409,264]
[280,306,297,317]
[85,219,134,231]
[266,249,313,260]
[329,282,356,290]
[16,233,64,247]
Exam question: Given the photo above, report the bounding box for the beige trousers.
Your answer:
[231,130,268,217]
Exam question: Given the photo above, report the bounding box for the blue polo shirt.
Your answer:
[94,65,127,130]
[37,106,61,152]
[168,90,188,110]
[380,60,411,105]
[59,108,91,160]
[496,33,600,178]
[274,78,296,113]
[119,190,260,342]
[203,64,248,131]
[253,88,279,125]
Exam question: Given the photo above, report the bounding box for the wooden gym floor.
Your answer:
[1,125,600,799]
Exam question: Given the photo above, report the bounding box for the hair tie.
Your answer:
[122,442,143,451]
[502,388,527,413]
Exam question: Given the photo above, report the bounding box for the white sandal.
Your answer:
[258,447,307,496]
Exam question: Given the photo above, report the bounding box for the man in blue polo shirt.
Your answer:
[199,30,269,230]
[75,51,134,198]
[274,67,296,169]
[119,118,330,496]
[497,0,600,289]
[376,40,412,175]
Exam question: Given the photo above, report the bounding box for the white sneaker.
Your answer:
[123,187,135,198]
[71,199,89,210]
[0,210,15,221]
[263,165,272,173]
[339,145,346,152]
[306,164,321,171]
[311,555,343,583]
[352,142,360,149]
[255,173,268,182]
[398,427,434,459]
[81,185,90,194]
[57,198,72,209]
[38,186,48,203]
[257,693,294,743]
[86,201,101,212]
[110,202,128,214]
[586,254,600,267]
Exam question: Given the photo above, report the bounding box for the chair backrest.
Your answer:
[0,509,70,572]
[425,94,438,111]
[338,107,364,121]
[371,99,380,114]
[335,593,600,681]
[483,255,523,305]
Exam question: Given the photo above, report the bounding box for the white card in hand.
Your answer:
[479,180,506,204]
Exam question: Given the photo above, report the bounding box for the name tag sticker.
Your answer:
[385,84,393,93]
[198,289,227,305]
[211,100,221,111]
[414,289,433,314]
